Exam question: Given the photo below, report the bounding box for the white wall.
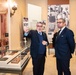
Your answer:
[28,4,42,29]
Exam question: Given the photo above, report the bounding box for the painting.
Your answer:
[48,4,69,42]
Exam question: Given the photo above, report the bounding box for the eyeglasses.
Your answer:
[37,25,43,27]
[57,22,63,24]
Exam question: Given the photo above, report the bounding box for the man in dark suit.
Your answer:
[24,22,49,75]
[54,18,75,75]
[52,32,58,57]
[52,32,58,48]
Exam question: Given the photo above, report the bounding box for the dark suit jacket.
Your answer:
[55,27,75,60]
[52,32,58,48]
[24,30,49,58]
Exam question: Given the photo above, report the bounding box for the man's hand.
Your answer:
[42,41,47,45]
[24,27,29,33]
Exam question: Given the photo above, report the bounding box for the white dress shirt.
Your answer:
[59,26,66,35]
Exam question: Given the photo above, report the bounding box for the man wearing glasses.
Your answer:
[54,18,75,75]
[24,22,49,75]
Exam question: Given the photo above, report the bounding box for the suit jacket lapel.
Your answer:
[42,32,44,37]
[42,32,46,40]
[56,27,67,41]
[60,27,67,35]
[36,30,40,42]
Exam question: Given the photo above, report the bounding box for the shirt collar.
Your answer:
[38,31,42,35]
[59,26,66,35]
[60,26,66,32]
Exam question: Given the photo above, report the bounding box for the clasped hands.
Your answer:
[42,41,47,45]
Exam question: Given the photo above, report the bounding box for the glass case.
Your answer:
[0,47,30,70]
[0,37,31,70]
[0,37,31,75]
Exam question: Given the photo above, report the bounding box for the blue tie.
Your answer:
[39,32,42,35]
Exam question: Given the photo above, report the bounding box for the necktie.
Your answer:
[39,32,42,35]
[58,30,61,35]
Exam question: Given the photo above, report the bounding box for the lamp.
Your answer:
[10,2,17,17]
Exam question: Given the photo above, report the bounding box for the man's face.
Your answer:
[57,19,65,29]
[36,23,43,32]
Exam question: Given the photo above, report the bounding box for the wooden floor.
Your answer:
[23,54,76,75]
[0,54,76,75]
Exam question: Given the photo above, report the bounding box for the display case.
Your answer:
[0,47,30,75]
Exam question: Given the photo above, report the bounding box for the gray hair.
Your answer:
[37,21,43,25]
[57,18,66,23]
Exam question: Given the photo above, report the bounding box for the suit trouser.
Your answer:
[32,54,45,75]
[56,58,71,75]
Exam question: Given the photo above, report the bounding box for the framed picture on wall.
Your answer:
[48,4,70,42]
[42,20,46,32]
[23,17,28,27]
[48,5,70,33]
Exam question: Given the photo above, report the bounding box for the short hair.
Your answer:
[36,21,43,25]
[57,18,66,23]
